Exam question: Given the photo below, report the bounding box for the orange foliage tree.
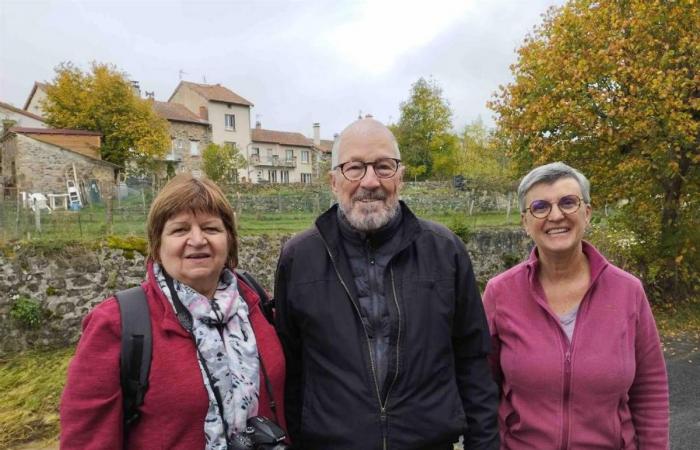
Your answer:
[490,0,699,300]
[42,62,170,171]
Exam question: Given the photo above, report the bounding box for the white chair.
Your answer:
[29,193,52,214]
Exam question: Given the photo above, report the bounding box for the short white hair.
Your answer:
[517,162,591,212]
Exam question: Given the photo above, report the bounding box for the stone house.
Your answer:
[168,81,253,154]
[151,100,212,177]
[23,82,49,118]
[0,100,46,131]
[0,127,117,198]
[249,123,318,184]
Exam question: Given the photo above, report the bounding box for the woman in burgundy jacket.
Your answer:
[483,162,669,449]
[60,174,286,450]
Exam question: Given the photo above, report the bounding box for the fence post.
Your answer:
[506,192,512,222]
[34,204,41,232]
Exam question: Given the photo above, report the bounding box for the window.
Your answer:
[251,147,260,156]
[225,114,236,130]
[168,139,178,161]
[189,140,199,156]
[268,170,278,183]
[177,138,185,149]
[301,173,312,184]
[225,141,237,150]
[301,150,310,163]
[286,149,294,161]
[281,170,289,183]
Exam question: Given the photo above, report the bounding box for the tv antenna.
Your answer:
[178,69,188,80]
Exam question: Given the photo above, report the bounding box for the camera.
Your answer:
[229,416,289,450]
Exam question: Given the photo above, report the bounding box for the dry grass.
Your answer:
[0,348,73,450]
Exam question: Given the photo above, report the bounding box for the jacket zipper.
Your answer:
[560,348,572,450]
[319,234,400,449]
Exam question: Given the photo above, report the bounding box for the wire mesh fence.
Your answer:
[0,181,519,242]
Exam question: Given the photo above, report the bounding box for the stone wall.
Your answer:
[0,229,530,355]
[10,134,115,194]
[168,121,211,175]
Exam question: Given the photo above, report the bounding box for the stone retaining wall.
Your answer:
[0,229,529,355]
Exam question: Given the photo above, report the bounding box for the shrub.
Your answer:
[10,296,44,329]
[448,216,472,243]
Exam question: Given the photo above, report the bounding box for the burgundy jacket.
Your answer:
[60,263,286,449]
[483,242,669,449]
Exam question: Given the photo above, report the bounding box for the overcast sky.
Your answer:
[1,0,564,139]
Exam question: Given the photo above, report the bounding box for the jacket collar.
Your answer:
[526,240,610,307]
[315,200,422,257]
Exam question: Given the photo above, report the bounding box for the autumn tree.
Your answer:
[202,143,247,186]
[42,62,170,170]
[458,118,514,192]
[393,77,459,180]
[490,0,699,300]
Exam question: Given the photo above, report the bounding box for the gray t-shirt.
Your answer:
[558,304,580,343]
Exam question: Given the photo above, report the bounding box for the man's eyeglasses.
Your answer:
[335,158,401,181]
[525,195,584,219]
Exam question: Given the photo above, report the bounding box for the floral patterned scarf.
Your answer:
[154,263,260,449]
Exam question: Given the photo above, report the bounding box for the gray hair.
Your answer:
[517,162,591,212]
[331,120,401,168]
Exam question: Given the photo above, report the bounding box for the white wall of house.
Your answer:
[0,105,46,128]
[25,88,48,118]
[249,142,315,184]
[207,102,251,151]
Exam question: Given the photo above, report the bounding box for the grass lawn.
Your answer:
[2,208,521,245]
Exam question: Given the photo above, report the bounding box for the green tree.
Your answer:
[458,118,514,192]
[393,77,459,180]
[490,0,699,300]
[202,143,247,185]
[42,62,170,170]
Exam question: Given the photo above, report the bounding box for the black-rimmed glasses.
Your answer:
[525,195,584,219]
[334,158,401,181]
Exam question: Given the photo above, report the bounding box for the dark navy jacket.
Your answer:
[274,202,499,450]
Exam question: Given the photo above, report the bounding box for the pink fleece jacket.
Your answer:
[483,242,669,449]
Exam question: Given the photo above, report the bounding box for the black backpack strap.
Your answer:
[116,286,152,429]
[235,269,275,325]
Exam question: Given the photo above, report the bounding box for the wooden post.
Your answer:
[34,202,41,232]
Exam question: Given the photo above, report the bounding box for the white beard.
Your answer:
[338,188,400,232]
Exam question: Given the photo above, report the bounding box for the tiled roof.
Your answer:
[23,81,50,110]
[0,100,46,122]
[151,101,208,125]
[170,81,254,106]
[10,127,102,136]
[252,128,314,148]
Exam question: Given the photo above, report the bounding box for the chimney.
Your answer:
[255,121,261,129]
[199,106,209,120]
[313,123,320,146]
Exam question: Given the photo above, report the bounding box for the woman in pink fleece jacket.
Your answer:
[483,162,669,449]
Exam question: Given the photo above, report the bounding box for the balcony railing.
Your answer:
[249,155,297,167]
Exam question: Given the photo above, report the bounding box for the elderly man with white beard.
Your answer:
[274,118,498,450]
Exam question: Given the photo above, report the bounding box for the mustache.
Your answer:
[352,188,388,201]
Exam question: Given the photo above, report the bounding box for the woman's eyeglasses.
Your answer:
[334,158,401,181]
[525,195,584,219]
